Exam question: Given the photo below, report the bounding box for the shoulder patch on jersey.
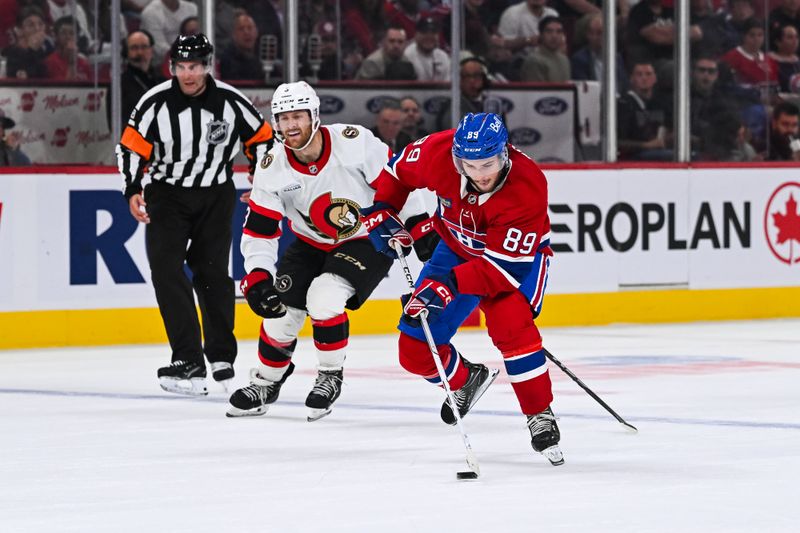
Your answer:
[342,126,360,139]
[260,153,274,169]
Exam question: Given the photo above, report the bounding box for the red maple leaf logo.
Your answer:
[772,193,800,246]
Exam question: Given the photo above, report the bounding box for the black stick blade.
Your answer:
[456,471,479,480]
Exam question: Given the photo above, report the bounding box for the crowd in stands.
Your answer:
[2,0,800,162]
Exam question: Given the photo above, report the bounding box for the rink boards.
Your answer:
[1,164,799,348]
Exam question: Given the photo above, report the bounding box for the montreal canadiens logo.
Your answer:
[304,192,362,241]
[764,182,800,265]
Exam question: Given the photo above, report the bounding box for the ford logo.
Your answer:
[538,156,565,163]
[423,96,451,115]
[534,97,568,116]
[366,96,400,113]
[318,95,345,114]
[509,127,541,146]
[485,96,515,114]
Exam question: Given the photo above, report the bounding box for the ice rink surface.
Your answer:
[1,319,799,532]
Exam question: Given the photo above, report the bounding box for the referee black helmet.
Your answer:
[170,33,214,71]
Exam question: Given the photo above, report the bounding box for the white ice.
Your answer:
[1,319,799,532]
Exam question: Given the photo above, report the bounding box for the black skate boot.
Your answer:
[226,362,295,418]
[305,368,344,422]
[440,358,500,425]
[157,360,207,396]
[210,362,235,391]
[527,406,564,466]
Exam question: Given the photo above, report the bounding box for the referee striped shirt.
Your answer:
[116,76,273,199]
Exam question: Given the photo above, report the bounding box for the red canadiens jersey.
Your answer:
[373,130,552,298]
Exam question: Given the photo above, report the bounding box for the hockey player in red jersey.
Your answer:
[361,112,564,465]
[228,81,437,422]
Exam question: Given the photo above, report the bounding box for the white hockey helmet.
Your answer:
[270,81,321,151]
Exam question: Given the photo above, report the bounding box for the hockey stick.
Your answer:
[391,240,482,479]
[543,348,638,433]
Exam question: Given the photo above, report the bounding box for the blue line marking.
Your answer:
[1,387,798,430]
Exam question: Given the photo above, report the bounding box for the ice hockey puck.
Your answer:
[456,471,478,480]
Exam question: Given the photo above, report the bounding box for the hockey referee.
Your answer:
[116,33,274,396]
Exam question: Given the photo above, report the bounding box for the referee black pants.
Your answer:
[144,180,237,366]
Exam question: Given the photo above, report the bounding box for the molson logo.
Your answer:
[764,182,800,265]
[20,91,37,112]
[75,130,112,148]
[84,91,104,112]
[43,94,79,112]
[51,127,70,147]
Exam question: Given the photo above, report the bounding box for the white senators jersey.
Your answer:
[242,124,425,275]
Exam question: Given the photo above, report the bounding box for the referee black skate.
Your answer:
[116,33,274,396]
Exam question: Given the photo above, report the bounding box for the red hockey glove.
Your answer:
[403,274,458,321]
[240,269,287,319]
[360,202,413,258]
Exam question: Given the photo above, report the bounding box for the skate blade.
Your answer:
[541,445,565,466]
[442,367,501,426]
[307,407,332,422]
[226,405,269,418]
[216,379,233,393]
[159,377,208,396]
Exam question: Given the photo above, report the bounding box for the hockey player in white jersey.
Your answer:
[228,81,437,421]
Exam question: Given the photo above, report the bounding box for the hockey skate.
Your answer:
[305,368,343,422]
[440,359,500,425]
[226,363,295,417]
[157,360,208,396]
[527,406,564,466]
[210,361,235,392]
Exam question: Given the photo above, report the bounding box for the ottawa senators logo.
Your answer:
[260,153,274,169]
[302,192,362,241]
[342,126,359,139]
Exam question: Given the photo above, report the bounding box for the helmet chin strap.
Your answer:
[277,119,321,153]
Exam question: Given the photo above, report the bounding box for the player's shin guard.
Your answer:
[257,322,297,382]
[398,334,470,390]
[503,347,554,415]
[311,313,348,370]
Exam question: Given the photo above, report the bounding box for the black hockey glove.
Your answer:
[404,213,440,263]
[240,269,287,319]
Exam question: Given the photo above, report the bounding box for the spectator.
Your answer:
[626,0,701,69]
[355,25,416,80]
[44,16,92,80]
[370,98,412,153]
[617,62,673,161]
[343,0,384,55]
[690,55,742,158]
[215,0,283,61]
[120,30,164,126]
[342,0,385,55]
[122,0,152,15]
[4,7,50,79]
[0,110,31,167]
[769,0,800,52]
[400,96,429,140]
[767,101,800,160]
[141,0,198,65]
[716,0,756,55]
[520,17,570,82]
[769,23,800,92]
[220,11,263,81]
[180,16,200,36]
[404,16,450,81]
[47,0,94,53]
[701,110,757,161]
[0,0,20,51]
[436,56,501,129]
[301,20,363,80]
[691,0,735,58]
[570,12,627,90]
[462,0,494,58]
[497,0,559,54]
[385,0,422,40]
[721,18,779,90]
